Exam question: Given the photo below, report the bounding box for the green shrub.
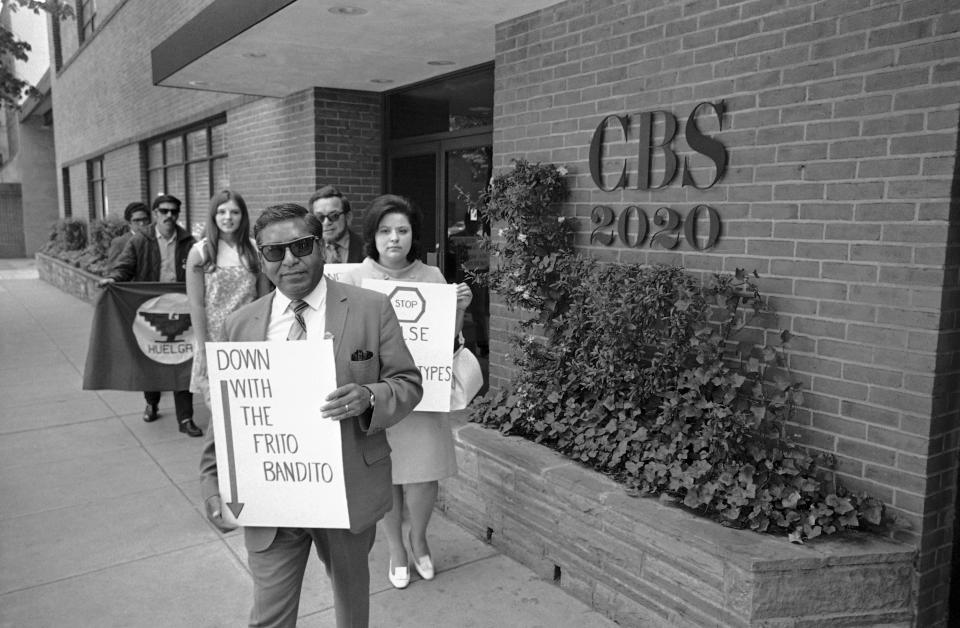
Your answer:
[464,159,576,325]
[39,216,126,276]
[82,216,127,275]
[465,160,885,543]
[40,218,87,254]
[88,216,127,254]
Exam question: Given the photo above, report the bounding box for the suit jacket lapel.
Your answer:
[245,292,274,341]
[325,277,348,356]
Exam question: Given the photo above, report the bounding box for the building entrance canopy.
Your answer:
[150,0,558,96]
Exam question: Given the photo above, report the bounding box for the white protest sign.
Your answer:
[206,340,349,529]
[323,263,362,282]
[362,279,456,412]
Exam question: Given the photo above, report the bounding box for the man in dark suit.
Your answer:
[308,185,365,263]
[199,203,422,628]
[102,194,200,436]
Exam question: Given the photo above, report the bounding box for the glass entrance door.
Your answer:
[388,137,492,386]
[443,143,491,362]
[389,152,438,262]
[385,63,494,393]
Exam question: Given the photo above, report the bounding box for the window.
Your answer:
[51,14,63,70]
[62,167,72,218]
[77,0,96,44]
[87,156,106,220]
[144,116,228,230]
[387,64,494,140]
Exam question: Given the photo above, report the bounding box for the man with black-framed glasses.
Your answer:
[104,193,199,436]
[105,201,152,269]
[308,185,365,263]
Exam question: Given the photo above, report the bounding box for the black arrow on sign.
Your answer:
[220,379,244,518]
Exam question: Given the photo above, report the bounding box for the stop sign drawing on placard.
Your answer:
[389,286,426,323]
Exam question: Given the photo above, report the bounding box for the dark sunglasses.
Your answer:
[317,211,344,223]
[258,236,317,262]
[156,207,180,215]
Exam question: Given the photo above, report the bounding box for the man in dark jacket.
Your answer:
[105,201,151,270]
[308,185,365,263]
[103,194,201,436]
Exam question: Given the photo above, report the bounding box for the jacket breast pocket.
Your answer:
[348,355,378,383]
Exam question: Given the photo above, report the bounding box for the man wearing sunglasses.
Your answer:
[308,185,365,263]
[104,194,199,437]
[200,203,421,628]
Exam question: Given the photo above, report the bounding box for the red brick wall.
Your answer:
[313,87,383,230]
[227,89,319,217]
[492,1,960,624]
[51,0,383,233]
[228,87,382,225]
[103,144,143,217]
[52,0,237,166]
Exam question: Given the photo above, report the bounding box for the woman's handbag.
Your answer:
[450,345,484,410]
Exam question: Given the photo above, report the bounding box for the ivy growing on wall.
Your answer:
[464,159,885,543]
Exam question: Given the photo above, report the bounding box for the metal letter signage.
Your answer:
[682,101,728,190]
[637,110,679,190]
[589,114,629,192]
[587,100,727,250]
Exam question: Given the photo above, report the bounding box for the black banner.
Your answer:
[83,282,194,391]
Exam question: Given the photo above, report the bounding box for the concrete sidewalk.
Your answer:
[0,260,618,628]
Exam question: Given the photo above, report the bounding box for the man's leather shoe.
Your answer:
[179,418,202,437]
[143,404,159,422]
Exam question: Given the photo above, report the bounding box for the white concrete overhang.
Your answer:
[151,0,559,97]
[20,68,51,122]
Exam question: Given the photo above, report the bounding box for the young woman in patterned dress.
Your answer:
[186,189,268,407]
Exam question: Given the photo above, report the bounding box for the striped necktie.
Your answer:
[325,242,342,263]
[287,299,309,340]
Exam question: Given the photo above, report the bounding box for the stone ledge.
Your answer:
[438,416,916,627]
[35,252,103,305]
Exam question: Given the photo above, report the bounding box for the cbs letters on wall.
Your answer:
[83,283,194,391]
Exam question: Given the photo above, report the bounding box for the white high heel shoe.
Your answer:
[388,559,410,589]
[411,553,435,580]
[408,532,435,580]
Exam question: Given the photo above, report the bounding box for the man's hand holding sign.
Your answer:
[205,339,350,529]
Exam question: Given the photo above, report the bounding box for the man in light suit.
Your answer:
[199,203,422,628]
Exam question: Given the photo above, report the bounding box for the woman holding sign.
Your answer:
[346,194,472,590]
[186,189,268,407]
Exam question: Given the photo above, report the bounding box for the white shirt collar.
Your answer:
[155,225,177,243]
[272,276,328,317]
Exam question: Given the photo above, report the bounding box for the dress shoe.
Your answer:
[142,404,159,422]
[409,532,435,580]
[178,418,203,437]
[388,559,410,589]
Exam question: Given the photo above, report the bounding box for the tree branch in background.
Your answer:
[0,0,73,109]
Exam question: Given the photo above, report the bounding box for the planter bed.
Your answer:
[439,415,915,627]
[37,252,916,626]
[35,252,103,305]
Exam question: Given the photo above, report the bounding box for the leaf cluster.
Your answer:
[1,1,74,109]
[467,161,885,543]
[40,215,125,275]
[463,159,577,324]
